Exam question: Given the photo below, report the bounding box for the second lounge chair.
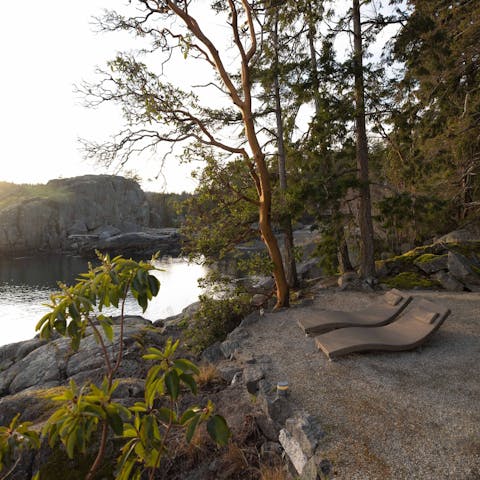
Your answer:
[298,288,412,336]
[314,297,451,360]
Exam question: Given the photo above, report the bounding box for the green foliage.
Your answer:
[381,272,439,290]
[0,414,40,476]
[147,191,191,228]
[311,222,345,276]
[184,294,253,353]
[235,251,274,278]
[377,193,452,253]
[1,254,230,480]
[387,0,480,219]
[0,182,72,211]
[115,338,230,480]
[43,379,130,459]
[181,155,258,263]
[35,252,160,350]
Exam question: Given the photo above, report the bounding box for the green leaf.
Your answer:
[138,294,148,312]
[35,312,51,332]
[165,370,180,401]
[179,373,197,394]
[147,275,160,296]
[179,407,200,425]
[185,414,201,443]
[156,407,177,424]
[54,317,66,335]
[207,415,231,447]
[67,319,79,337]
[66,431,77,459]
[145,378,161,407]
[173,358,200,375]
[99,321,114,342]
[39,322,52,340]
[107,411,124,436]
[69,303,81,321]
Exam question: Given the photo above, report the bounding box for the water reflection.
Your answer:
[0,255,206,346]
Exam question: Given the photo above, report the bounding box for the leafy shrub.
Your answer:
[0,414,39,477]
[184,294,253,353]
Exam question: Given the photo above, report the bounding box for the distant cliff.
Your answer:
[0,175,152,256]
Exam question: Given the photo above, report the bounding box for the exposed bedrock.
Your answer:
[0,175,181,257]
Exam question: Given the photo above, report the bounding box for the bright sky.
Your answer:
[0,2,398,193]
[0,1,198,192]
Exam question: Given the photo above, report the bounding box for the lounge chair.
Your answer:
[314,298,451,359]
[298,289,412,336]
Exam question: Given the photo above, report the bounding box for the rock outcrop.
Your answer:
[0,317,156,412]
[376,241,480,291]
[70,228,182,257]
[0,175,149,256]
[0,311,292,480]
[0,175,184,257]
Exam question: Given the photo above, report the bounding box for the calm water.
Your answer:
[0,255,207,346]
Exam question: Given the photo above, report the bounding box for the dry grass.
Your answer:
[171,424,211,468]
[218,443,249,478]
[194,363,222,387]
[259,464,291,480]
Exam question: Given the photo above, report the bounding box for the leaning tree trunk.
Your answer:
[168,0,290,307]
[353,0,375,278]
[273,9,298,288]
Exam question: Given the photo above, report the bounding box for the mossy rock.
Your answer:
[381,272,440,290]
[445,241,480,257]
[376,243,449,277]
[415,253,440,264]
[0,386,63,425]
[414,254,448,274]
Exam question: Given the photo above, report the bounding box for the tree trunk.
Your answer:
[169,0,290,307]
[307,7,322,117]
[338,229,354,273]
[353,0,376,278]
[307,3,354,272]
[273,9,298,288]
[258,186,290,308]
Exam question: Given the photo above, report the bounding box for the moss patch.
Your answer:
[415,253,437,264]
[381,272,440,289]
[415,253,448,264]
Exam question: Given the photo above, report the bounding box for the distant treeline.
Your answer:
[0,181,71,210]
[146,191,191,228]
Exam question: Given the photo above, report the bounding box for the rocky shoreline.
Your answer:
[3,286,479,479]
[0,175,183,258]
[0,305,300,479]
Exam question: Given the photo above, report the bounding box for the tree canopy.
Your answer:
[82,0,479,293]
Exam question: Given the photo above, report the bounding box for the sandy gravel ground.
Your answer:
[238,290,480,480]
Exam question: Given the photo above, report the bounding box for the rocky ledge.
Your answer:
[375,241,480,291]
[0,175,183,258]
[0,309,305,479]
[68,227,182,257]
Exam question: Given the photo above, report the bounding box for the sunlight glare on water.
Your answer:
[0,255,207,346]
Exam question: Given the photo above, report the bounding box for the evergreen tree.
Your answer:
[387,0,480,220]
